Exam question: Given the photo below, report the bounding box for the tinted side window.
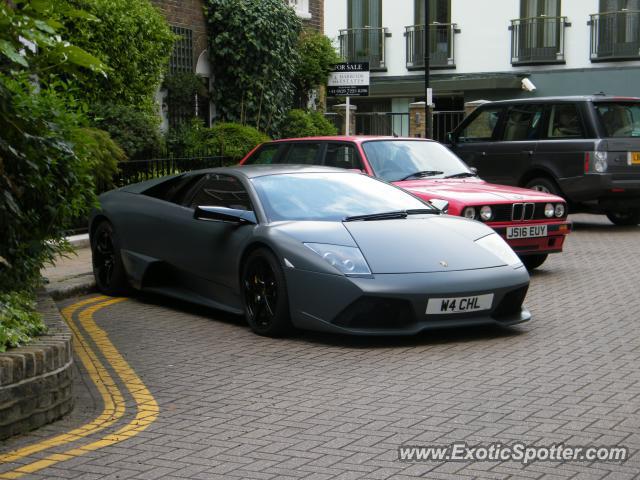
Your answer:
[143,174,206,205]
[502,105,544,141]
[248,144,281,164]
[547,104,584,138]
[459,108,502,142]
[324,143,362,170]
[283,143,322,164]
[188,174,252,211]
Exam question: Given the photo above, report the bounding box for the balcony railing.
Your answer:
[339,27,390,71]
[510,16,570,65]
[589,10,640,61]
[405,23,458,69]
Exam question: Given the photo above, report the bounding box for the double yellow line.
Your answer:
[0,296,159,479]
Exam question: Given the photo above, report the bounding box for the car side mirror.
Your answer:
[469,167,478,174]
[194,206,257,225]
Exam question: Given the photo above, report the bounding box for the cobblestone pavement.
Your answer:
[1,214,639,479]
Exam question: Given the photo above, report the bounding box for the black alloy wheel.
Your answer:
[606,210,640,226]
[91,221,128,295]
[242,248,290,337]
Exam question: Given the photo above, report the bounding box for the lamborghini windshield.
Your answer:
[252,172,432,222]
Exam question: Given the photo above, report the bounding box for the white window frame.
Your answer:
[288,0,311,19]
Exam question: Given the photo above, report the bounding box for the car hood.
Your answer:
[342,216,507,274]
[395,178,565,203]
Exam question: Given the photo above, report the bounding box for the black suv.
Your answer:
[448,95,640,225]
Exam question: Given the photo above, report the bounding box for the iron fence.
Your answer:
[432,110,465,143]
[510,16,569,65]
[589,10,640,61]
[110,155,229,191]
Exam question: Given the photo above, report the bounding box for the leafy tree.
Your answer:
[0,0,116,349]
[293,31,341,109]
[91,103,163,160]
[204,0,301,135]
[58,0,175,114]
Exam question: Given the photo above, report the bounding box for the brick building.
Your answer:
[151,0,325,129]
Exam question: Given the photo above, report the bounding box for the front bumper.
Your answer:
[489,220,572,256]
[284,266,531,335]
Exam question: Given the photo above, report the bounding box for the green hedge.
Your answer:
[280,109,337,138]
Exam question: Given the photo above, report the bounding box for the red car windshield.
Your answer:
[362,140,474,182]
[595,102,640,138]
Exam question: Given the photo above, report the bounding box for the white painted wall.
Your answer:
[323,0,640,78]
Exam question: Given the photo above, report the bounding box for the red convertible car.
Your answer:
[240,137,571,269]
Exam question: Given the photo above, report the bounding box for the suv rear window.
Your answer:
[595,102,640,137]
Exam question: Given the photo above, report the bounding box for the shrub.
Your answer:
[71,127,125,189]
[91,103,163,160]
[280,109,337,138]
[206,123,271,163]
[59,0,175,113]
[0,75,95,292]
[293,31,341,109]
[165,119,210,155]
[0,292,46,353]
[205,0,301,134]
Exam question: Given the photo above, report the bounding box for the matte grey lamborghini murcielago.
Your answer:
[90,165,531,336]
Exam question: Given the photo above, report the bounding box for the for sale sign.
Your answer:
[327,62,370,97]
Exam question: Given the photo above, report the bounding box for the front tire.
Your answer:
[91,221,129,295]
[525,177,560,196]
[241,248,291,337]
[606,210,640,226]
[521,254,548,270]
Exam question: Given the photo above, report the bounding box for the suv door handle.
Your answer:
[479,151,487,156]
[522,150,534,155]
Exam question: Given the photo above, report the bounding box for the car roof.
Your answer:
[267,136,436,144]
[479,95,640,106]
[190,164,352,179]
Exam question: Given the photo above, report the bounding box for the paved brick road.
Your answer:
[1,214,639,479]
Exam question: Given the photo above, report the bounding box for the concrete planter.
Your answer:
[0,292,74,440]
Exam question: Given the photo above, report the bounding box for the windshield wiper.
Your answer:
[343,209,437,222]
[444,172,478,179]
[399,170,444,181]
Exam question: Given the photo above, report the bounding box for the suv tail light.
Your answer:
[584,151,608,173]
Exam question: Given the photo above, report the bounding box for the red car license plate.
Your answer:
[506,225,547,239]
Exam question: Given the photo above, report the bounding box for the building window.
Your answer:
[407,0,456,69]
[340,0,387,70]
[590,0,640,61]
[288,0,311,19]
[510,0,568,65]
[169,26,194,74]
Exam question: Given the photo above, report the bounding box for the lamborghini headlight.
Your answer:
[475,234,522,267]
[304,243,371,276]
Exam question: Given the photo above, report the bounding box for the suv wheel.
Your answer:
[525,177,560,196]
[606,210,640,226]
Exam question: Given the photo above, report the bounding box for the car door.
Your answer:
[450,106,506,177]
[482,103,545,186]
[531,102,593,193]
[167,173,257,305]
